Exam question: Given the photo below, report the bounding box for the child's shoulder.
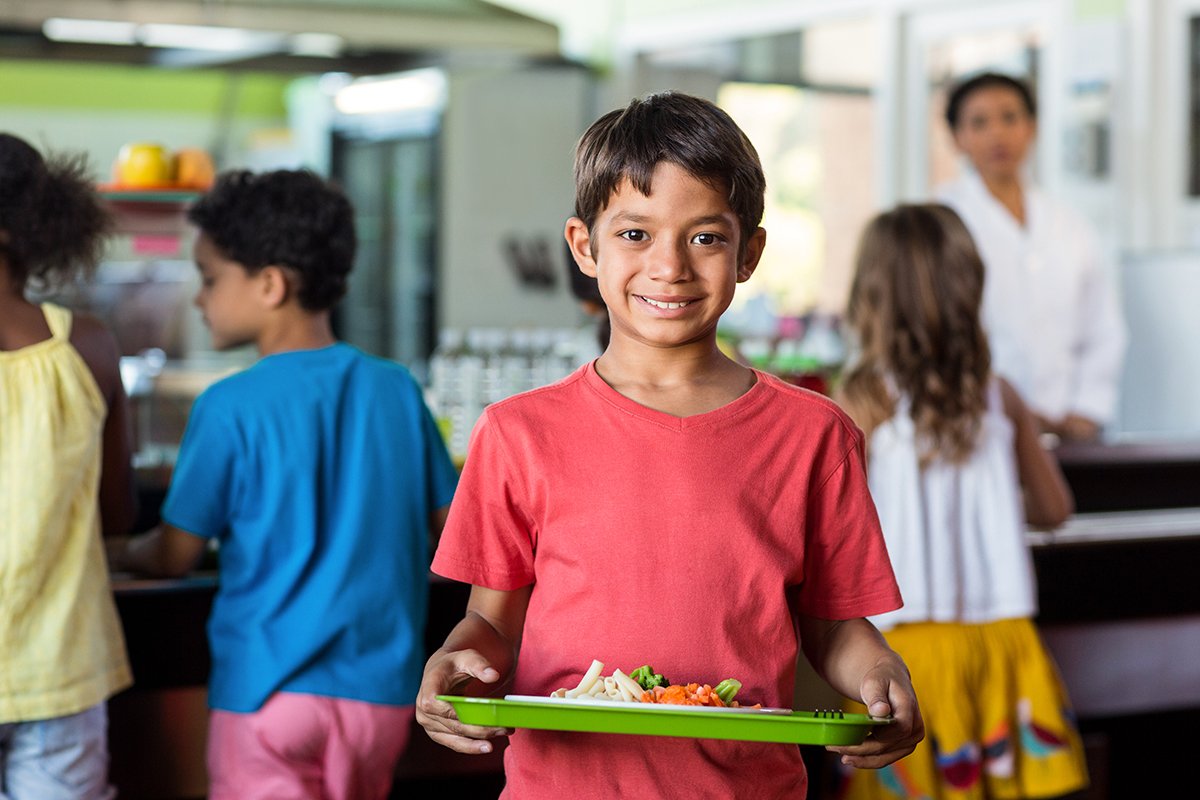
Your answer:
[753,369,863,438]
[192,366,259,412]
[205,344,415,397]
[191,351,299,410]
[479,366,590,423]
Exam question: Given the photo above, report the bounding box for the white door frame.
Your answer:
[1163,0,1200,248]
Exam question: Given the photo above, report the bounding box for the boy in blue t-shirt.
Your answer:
[116,169,458,800]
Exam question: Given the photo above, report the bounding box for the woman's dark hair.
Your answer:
[573,91,766,253]
[187,169,356,311]
[0,133,110,291]
[944,72,1037,130]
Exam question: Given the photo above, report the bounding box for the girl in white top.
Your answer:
[835,204,1089,799]
[935,72,1125,441]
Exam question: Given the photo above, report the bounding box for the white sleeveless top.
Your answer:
[866,378,1036,631]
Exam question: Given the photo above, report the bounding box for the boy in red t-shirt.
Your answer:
[417,91,924,798]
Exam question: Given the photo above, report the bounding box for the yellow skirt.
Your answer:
[837,618,1088,800]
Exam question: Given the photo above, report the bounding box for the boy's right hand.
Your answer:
[416,648,512,754]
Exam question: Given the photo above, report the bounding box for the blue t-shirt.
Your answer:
[162,343,458,712]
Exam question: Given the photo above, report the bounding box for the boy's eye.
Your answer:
[619,230,648,242]
[691,232,721,246]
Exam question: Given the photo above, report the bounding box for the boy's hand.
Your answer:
[827,656,924,769]
[415,648,512,754]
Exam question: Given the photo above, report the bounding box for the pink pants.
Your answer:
[207,693,415,800]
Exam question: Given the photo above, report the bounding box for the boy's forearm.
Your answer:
[438,611,520,690]
[433,584,531,695]
[431,612,520,698]
[800,617,903,700]
[115,524,207,578]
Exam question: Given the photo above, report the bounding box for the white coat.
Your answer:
[936,170,1127,424]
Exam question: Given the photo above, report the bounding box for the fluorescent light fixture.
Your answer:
[43,18,340,59]
[334,69,447,115]
[43,17,138,45]
[290,33,343,58]
[138,23,286,52]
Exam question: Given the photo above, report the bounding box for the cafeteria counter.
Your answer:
[1056,438,1200,512]
[1030,507,1200,717]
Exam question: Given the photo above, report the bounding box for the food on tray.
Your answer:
[550,660,759,708]
[630,664,667,690]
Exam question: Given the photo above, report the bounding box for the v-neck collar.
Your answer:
[963,168,1038,241]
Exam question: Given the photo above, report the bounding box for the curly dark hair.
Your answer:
[573,91,766,255]
[0,133,111,291]
[944,72,1037,130]
[187,169,356,311]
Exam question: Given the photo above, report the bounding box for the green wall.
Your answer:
[0,60,289,116]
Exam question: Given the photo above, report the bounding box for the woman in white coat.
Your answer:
[936,72,1126,441]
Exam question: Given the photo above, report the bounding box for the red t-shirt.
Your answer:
[433,363,901,799]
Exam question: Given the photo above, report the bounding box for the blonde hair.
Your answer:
[840,204,990,465]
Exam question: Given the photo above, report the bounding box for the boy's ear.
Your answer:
[564,217,598,278]
[257,265,292,309]
[736,227,767,283]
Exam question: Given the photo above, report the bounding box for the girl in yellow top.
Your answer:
[0,133,135,799]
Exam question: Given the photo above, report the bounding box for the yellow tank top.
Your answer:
[0,303,132,721]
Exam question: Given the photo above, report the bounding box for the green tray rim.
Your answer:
[438,695,891,745]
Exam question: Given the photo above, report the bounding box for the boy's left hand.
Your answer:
[826,657,924,769]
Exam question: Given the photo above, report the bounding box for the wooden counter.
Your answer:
[1028,508,1200,719]
[1056,438,1200,512]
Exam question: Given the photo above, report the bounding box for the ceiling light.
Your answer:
[334,69,447,115]
[43,18,138,45]
[138,23,287,52]
[290,33,343,58]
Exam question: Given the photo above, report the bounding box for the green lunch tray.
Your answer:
[439,694,891,745]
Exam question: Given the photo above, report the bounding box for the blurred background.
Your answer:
[3,1,1197,797]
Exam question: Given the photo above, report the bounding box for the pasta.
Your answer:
[563,659,605,698]
[550,659,758,708]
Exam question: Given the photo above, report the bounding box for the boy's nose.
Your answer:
[646,241,691,282]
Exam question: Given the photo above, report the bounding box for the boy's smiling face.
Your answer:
[568,161,765,353]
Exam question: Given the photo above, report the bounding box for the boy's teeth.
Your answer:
[643,297,689,309]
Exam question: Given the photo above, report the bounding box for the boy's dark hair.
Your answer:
[573,91,766,251]
[188,169,356,311]
[944,72,1037,130]
[0,132,110,291]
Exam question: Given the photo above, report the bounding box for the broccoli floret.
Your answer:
[630,665,668,691]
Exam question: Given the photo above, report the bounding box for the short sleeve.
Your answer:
[795,430,902,620]
[160,392,241,539]
[430,409,535,591]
